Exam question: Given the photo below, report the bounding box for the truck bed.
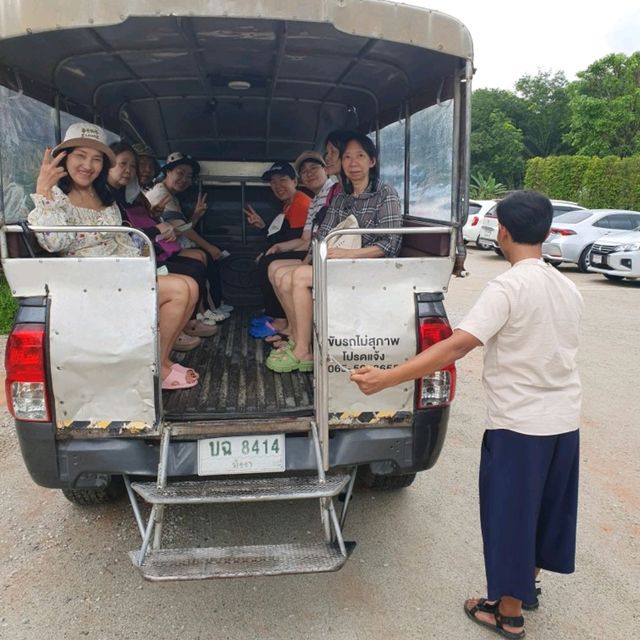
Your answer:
[163,310,313,422]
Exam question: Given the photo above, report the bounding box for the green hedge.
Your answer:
[0,272,18,335]
[524,155,640,210]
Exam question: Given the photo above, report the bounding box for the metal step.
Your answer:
[131,475,350,504]
[129,541,356,580]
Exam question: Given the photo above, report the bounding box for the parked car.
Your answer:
[463,199,495,248]
[588,225,640,280]
[542,209,640,272]
[479,199,585,256]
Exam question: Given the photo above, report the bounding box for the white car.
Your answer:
[463,199,495,248]
[542,209,640,272]
[588,226,640,280]
[478,200,585,255]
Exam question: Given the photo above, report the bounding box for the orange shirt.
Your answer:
[284,190,311,229]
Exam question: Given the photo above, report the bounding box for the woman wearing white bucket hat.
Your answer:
[28,123,201,390]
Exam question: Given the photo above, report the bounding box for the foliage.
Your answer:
[566,52,640,157]
[470,102,525,188]
[523,155,640,210]
[524,155,591,202]
[469,172,508,199]
[0,272,17,334]
[515,71,573,157]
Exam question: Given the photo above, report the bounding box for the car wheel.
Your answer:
[493,248,503,257]
[360,467,417,490]
[604,274,624,281]
[545,259,562,268]
[62,476,125,506]
[476,240,491,250]
[578,244,594,273]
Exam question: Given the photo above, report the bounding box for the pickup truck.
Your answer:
[1,0,473,580]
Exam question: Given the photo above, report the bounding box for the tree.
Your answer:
[567,52,640,156]
[515,70,572,157]
[470,100,525,187]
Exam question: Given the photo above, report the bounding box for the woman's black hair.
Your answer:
[109,140,135,158]
[323,129,352,155]
[57,147,115,207]
[339,131,380,194]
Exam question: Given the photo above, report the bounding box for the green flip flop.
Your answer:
[266,348,313,373]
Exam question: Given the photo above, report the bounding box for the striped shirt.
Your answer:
[315,182,402,257]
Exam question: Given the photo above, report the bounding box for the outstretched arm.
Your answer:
[350,329,481,395]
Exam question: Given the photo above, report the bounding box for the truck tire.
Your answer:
[62,476,125,506]
[360,468,417,490]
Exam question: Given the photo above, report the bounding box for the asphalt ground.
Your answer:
[0,248,638,640]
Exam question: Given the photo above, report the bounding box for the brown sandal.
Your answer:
[184,319,218,338]
[172,332,201,352]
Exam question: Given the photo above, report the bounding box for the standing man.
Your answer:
[351,191,583,640]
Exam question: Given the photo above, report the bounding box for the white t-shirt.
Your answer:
[145,182,183,215]
[146,182,197,249]
[457,258,584,436]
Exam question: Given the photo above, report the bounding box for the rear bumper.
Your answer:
[15,408,449,488]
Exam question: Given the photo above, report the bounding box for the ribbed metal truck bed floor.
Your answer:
[163,310,314,420]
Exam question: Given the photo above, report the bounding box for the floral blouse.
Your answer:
[28,186,140,257]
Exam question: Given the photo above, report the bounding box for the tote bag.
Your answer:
[327,214,361,250]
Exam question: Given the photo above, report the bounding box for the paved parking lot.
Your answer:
[0,248,638,640]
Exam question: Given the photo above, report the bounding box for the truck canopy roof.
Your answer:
[0,1,473,160]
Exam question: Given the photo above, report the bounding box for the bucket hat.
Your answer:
[52,123,116,167]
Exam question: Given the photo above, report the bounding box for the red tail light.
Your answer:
[5,324,51,422]
[416,317,456,408]
[549,227,576,236]
[470,216,479,227]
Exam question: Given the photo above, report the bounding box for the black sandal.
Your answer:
[522,579,542,611]
[464,598,525,639]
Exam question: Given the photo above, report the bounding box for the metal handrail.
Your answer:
[312,225,454,469]
[1,223,157,262]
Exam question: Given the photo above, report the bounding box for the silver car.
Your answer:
[588,226,640,280]
[542,209,640,272]
[479,200,584,256]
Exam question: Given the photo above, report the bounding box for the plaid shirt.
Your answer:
[315,182,402,257]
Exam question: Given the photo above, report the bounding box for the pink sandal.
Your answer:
[170,363,199,380]
[162,366,199,390]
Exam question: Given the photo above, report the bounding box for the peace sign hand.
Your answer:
[192,192,208,223]
[36,148,67,199]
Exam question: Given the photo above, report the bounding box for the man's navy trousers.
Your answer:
[479,428,580,604]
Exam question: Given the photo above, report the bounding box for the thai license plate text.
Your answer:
[197,434,285,475]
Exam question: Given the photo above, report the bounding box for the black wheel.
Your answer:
[360,468,417,490]
[493,248,503,257]
[578,244,594,273]
[476,240,491,250]
[604,274,624,281]
[545,259,562,268]
[62,476,125,506]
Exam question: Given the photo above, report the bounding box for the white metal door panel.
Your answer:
[324,257,451,418]
[4,256,158,430]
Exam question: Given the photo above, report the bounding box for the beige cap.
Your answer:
[293,151,326,173]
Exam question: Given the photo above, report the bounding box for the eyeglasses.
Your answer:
[299,164,322,177]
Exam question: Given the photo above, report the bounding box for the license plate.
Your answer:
[481,225,496,240]
[197,434,285,476]
[591,253,603,265]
